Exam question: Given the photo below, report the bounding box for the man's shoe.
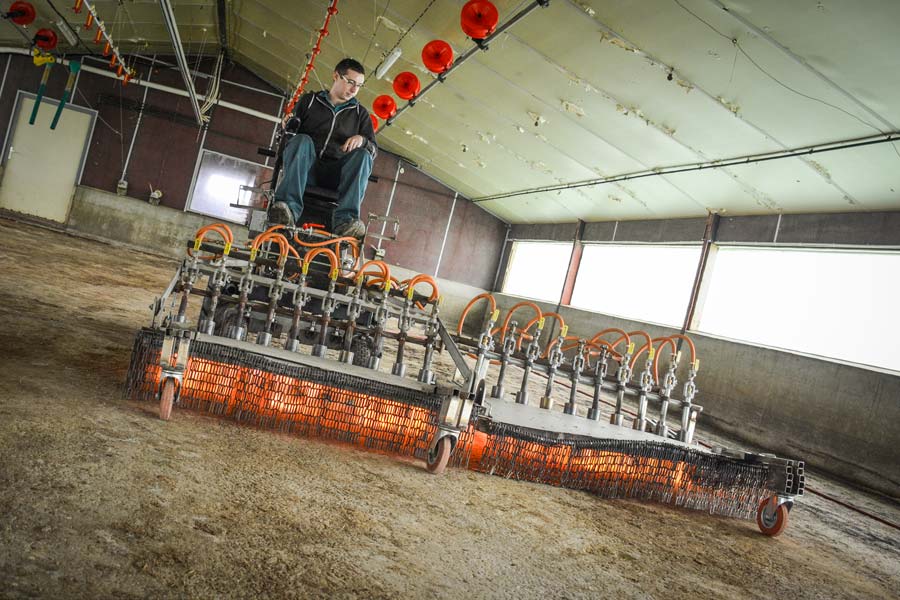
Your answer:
[269,201,295,227]
[333,219,367,239]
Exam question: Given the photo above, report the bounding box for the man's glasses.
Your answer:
[339,73,364,89]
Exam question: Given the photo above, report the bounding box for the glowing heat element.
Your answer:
[146,357,696,500]
[151,357,433,455]
[483,436,698,496]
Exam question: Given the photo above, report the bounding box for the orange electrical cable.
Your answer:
[365,276,402,289]
[189,223,234,259]
[667,333,697,364]
[517,312,566,352]
[582,340,624,362]
[403,274,440,303]
[543,334,581,359]
[500,301,542,344]
[589,328,632,348]
[607,330,652,368]
[304,246,340,276]
[457,293,497,336]
[651,337,679,383]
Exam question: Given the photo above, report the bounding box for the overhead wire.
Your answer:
[372,0,437,75]
[362,0,392,66]
[671,0,889,137]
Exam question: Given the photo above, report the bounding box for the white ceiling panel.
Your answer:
[2,0,897,224]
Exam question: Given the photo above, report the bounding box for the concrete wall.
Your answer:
[68,186,249,259]
[487,292,900,498]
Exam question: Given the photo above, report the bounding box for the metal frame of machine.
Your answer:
[128,222,804,536]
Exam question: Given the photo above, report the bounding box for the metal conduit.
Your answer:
[0,49,280,124]
[159,0,203,125]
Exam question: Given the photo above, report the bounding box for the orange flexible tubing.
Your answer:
[500,301,542,344]
[293,233,360,264]
[652,337,679,383]
[667,333,697,364]
[303,247,340,277]
[582,340,624,362]
[457,293,497,336]
[252,232,290,256]
[189,223,234,258]
[517,312,566,352]
[544,334,581,358]
[403,274,440,303]
[197,223,233,243]
[365,276,402,289]
[354,260,392,291]
[250,233,291,268]
[354,260,389,280]
[292,234,359,248]
[608,330,653,368]
[262,224,287,236]
[250,231,283,250]
[589,328,632,349]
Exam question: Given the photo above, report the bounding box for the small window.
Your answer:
[502,241,572,303]
[571,244,702,327]
[698,247,900,372]
[188,150,272,224]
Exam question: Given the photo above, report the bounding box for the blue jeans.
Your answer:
[274,134,373,227]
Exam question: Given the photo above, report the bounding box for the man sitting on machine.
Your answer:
[269,58,377,239]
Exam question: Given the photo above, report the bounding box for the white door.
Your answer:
[0,92,94,223]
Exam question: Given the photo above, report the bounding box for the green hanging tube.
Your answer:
[29,62,53,125]
[51,60,82,130]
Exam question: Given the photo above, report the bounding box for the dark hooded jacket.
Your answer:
[292,91,377,162]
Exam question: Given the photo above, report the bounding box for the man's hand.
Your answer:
[341,135,366,153]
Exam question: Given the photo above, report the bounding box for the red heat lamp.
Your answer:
[6,1,36,25]
[460,0,499,39]
[372,95,397,120]
[370,114,379,132]
[422,40,454,74]
[34,28,58,50]
[392,71,421,100]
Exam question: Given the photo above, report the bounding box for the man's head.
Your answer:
[330,58,365,103]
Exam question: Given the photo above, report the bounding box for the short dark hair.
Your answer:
[335,58,365,76]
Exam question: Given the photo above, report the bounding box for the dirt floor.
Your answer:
[1,218,898,599]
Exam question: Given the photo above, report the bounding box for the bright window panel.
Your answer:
[698,247,900,372]
[189,150,272,224]
[502,241,572,303]
[571,244,701,327]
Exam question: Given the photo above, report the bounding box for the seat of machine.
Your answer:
[304,185,339,204]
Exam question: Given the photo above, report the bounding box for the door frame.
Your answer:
[0,90,98,199]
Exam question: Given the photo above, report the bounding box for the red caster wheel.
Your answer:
[756,496,790,536]
[426,436,452,475]
[159,378,176,421]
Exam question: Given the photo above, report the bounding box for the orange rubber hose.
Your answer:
[500,301,542,344]
[667,333,697,364]
[304,247,339,275]
[457,293,497,336]
[652,337,678,383]
[403,274,440,303]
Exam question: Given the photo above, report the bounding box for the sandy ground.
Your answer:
[1,218,898,599]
